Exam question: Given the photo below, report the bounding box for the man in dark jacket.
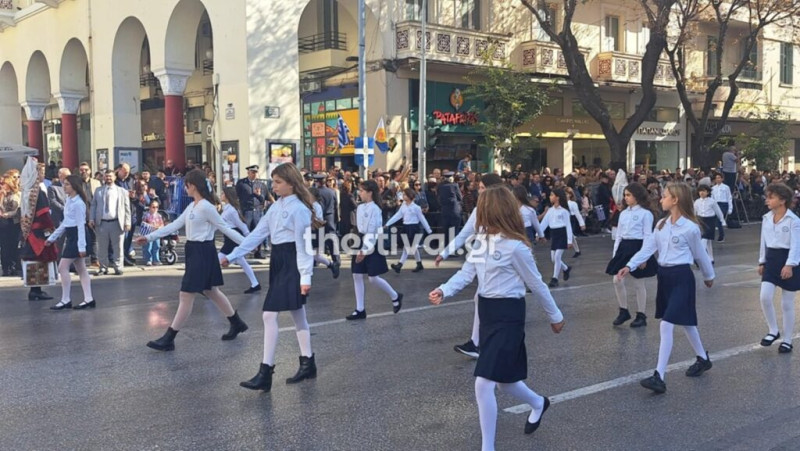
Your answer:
[314,173,340,265]
[437,171,462,247]
[596,172,613,233]
[236,165,265,258]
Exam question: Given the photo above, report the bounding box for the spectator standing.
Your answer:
[0,170,21,276]
[722,145,739,195]
[78,163,101,266]
[236,165,266,259]
[115,163,136,266]
[89,170,131,275]
[457,153,472,173]
[437,171,463,246]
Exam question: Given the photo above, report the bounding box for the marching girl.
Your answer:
[136,169,247,351]
[538,188,573,288]
[429,186,564,450]
[757,183,800,354]
[512,185,543,246]
[219,187,262,293]
[605,183,657,328]
[694,185,726,264]
[565,187,585,258]
[346,179,404,320]
[388,188,433,274]
[309,187,341,279]
[618,182,715,394]
[45,175,94,310]
[222,163,321,391]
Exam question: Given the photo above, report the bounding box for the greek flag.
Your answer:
[337,114,351,149]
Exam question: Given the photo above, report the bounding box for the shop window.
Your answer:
[530,4,561,41]
[639,106,680,122]
[635,141,679,172]
[572,100,624,119]
[742,41,759,80]
[459,0,480,30]
[573,139,611,168]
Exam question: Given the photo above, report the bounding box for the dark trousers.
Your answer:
[86,225,98,263]
[716,202,728,239]
[0,223,20,272]
[124,229,134,259]
[440,215,463,247]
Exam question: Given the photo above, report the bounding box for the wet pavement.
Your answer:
[2,224,799,450]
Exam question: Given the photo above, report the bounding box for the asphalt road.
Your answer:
[2,224,798,450]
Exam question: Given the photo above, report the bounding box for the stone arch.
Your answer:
[163,0,210,73]
[111,16,148,150]
[59,38,89,95]
[0,62,21,144]
[25,51,51,104]
[58,38,90,170]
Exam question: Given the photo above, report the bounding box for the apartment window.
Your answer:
[530,4,560,41]
[639,22,650,55]
[781,42,793,85]
[605,15,621,52]
[640,106,680,122]
[318,0,339,40]
[572,100,624,119]
[742,41,759,80]
[405,0,423,21]
[460,0,480,30]
[707,36,718,77]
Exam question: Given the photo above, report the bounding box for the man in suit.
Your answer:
[437,171,463,247]
[314,173,340,264]
[89,170,131,275]
[236,165,265,258]
[78,162,101,266]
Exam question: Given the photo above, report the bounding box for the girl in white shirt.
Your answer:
[757,183,800,354]
[46,175,94,310]
[218,187,261,293]
[388,188,433,274]
[137,169,246,352]
[512,185,542,247]
[346,179,403,320]
[694,185,726,263]
[429,186,564,451]
[566,187,585,258]
[538,188,573,287]
[618,182,715,394]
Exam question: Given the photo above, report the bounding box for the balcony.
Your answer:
[0,0,65,31]
[395,21,510,66]
[515,40,589,77]
[593,52,675,87]
[298,32,351,74]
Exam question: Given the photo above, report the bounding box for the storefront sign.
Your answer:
[637,126,680,137]
[704,122,732,135]
[432,110,479,126]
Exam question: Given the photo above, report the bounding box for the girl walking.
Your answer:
[538,188,573,288]
[693,185,726,264]
[388,188,432,274]
[565,187,585,258]
[346,179,403,320]
[618,182,715,394]
[45,175,94,310]
[512,185,542,246]
[605,183,657,327]
[136,169,247,351]
[219,187,262,293]
[429,186,564,450]
[222,163,320,391]
[757,183,800,354]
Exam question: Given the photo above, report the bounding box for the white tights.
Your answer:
[612,276,646,312]
[550,250,568,279]
[352,274,399,311]
[656,321,706,381]
[398,247,421,265]
[57,257,93,304]
[475,377,546,451]
[760,282,796,345]
[572,238,580,253]
[261,307,312,365]
[171,287,236,330]
[218,252,259,288]
[471,292,480,345]
[701,239,714,261]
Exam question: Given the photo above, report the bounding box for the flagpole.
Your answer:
[358,0,367,179]
[417,0,427,181]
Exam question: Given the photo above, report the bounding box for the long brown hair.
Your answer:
[360,179,381,204]
[185,169,219,206]
[271,163,325,228]
[222,186,245,222]
[657,182,699,230]
[476,185,531,247]
[623,182,656,221]
[64,175,89,206]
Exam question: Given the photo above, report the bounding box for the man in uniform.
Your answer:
[313,173,340,267]
[236,164,265,259]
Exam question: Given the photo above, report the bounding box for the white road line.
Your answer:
[722,278,762,287]
[503,334,800,415]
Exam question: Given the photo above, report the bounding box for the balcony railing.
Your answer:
[395,21,510,66]
[298,32,347,54]
[516,40,589,76]
[593,52,675,87]
[0,0,13,10]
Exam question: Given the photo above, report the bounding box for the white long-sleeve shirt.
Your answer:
[694,197,726,225]
[711,183,733,213]
[227,194,314,285]
[47,195,87,252]
[147,199,244,244]
[520,205,543,237]
[759,210,800,266]
[441,209,477,260]
[539,205,573,243]
[626,216,715,281]
[438,234,563,324]
[220,203,250,236]
[386,202,432,234]
[356,201,384,254]
[567,200,585,228]
[613,205,653,257]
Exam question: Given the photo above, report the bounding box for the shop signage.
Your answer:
[142,132,164,142]
[637,126,680,137]
[704,122,732,135]
[432,110,479,126]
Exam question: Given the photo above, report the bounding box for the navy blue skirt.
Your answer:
[475,296,527,383]
[351,233,388,276]
[264,242,306,311]
[401,223,422,247]
[220,236,236,255]
[61,226,80,259]
[655,264,696,326]
[699,216,716,241]
[605,239,658,278]
[762,248,800,292]
[181,240,223,293]
[550,227,568,250]
[525,226,536,244]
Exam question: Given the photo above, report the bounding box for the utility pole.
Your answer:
[358,0,367,179]
[417,0,427,180]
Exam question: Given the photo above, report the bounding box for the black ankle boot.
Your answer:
[146,327,178,351]
[286,354,317,384]
[612,308,632,326]
[222,311,249,340]
[391,262,402,273]
[630,312,647,328]
[412,262,424,273]
[241,363,275,391]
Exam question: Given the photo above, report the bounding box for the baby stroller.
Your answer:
[158,210,179,265]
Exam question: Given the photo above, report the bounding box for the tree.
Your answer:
[464,51,553,169]
[665,0,800,169]
[520,0,677,170]
[739,109,790,170]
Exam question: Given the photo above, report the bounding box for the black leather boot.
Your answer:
[286,354,317,384]
[222,311,249,341]
[240,363,275,391]
[630,312,647,328]
[412,262,424,273]
[612,308,632,326]
[146,327,178,351]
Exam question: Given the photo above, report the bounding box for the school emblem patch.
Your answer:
[671,236,679,243]
[282,211,289,219]
[783,226,789,233]
[492,251,502,261]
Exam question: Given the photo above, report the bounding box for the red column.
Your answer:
[27,120,43,160]
[165,95,186,171]
[61,113,78,170]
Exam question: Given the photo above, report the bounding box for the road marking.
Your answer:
[503,334,800,415]
[723,278,762,287]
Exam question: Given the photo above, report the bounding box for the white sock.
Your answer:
[74,258,93,302]
[613,276,628,309]
[237,257,260,288]
[314,254,332,267]
[471,292,480,346]
[262,311,279,365]
[683,326,706,357]
[760,282,779,335]
[705,239,714,261]
[414,248,422,262]
[499,381,545,423]
[475,377,498,451]
[353,274,366,311]
[572,239,580,253]
[781,289,796,345]
[399,249,409,265]
[369,276,398,303]
[656,321,674,380]
[58,258,72,303]
[290,307,313,357]
[632,277,647,313]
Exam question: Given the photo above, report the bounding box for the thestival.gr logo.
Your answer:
[449,88,464,111]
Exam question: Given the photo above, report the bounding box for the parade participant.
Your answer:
[711,173,733,242]
[219,187,262,292]
[429,186,564,450]
[388,188,432,274]
[565,187,585,258]
[618,182,715,394]
[694,185,726,264]
[19,160,57,301]
[309,187,340,278]
[236,165,265,258]
[757,183,799,354]
[512,185,542,245]
[45,175,94,310]
[605,183,657,328]
[222,163,320,391]
[538,188,573,288]
[136,169,247,351]
[346,179,403,320]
